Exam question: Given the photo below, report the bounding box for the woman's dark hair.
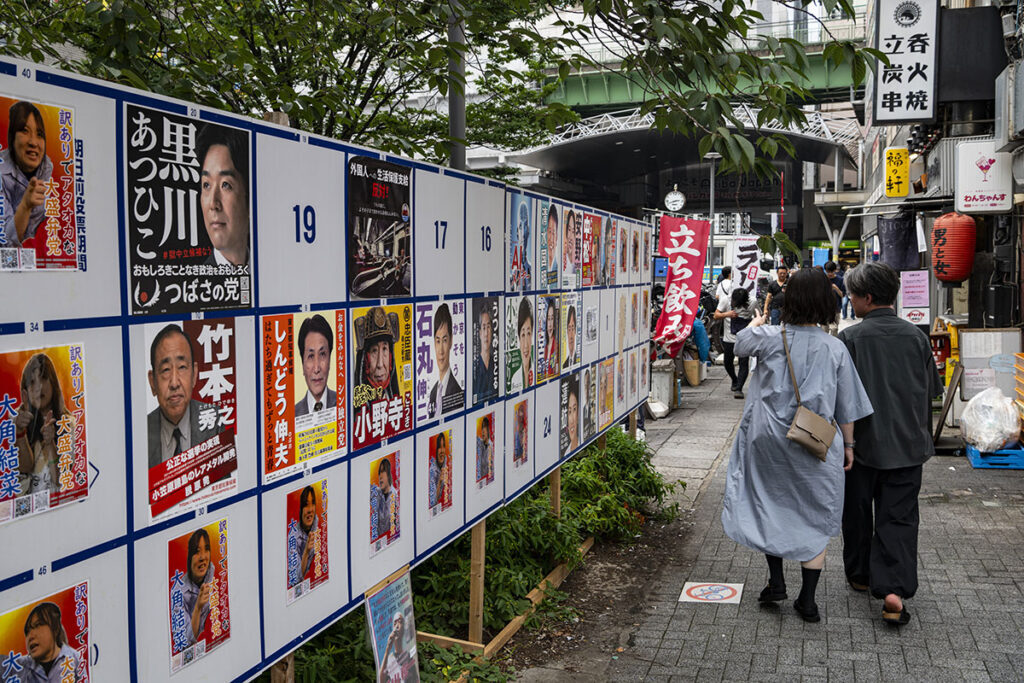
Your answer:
[845,262,899,306]
[8,101,45,167]
[23,602,66,647]
[300,485,316,510]
[517,297,533,334]
[730,287,750,309]
[780,268,837,326]
[377,457,392,479]
[20,353,65,444]
[435,431,447,454]
[187,528,211,584]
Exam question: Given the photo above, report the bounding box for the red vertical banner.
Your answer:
[655,216,710,357]
[263,315,295,479]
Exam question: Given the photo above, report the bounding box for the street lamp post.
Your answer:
[705,152,721,285]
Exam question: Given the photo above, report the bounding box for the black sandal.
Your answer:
[882,605,911,625]
[758,584,788,603]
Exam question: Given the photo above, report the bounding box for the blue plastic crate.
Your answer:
[965,445,1024,470]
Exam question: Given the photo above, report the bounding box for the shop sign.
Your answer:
[955,140,1011,214]
[899,269,929,324]
[874,0,939,123]
[885,147,910,197]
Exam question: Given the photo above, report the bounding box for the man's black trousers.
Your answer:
[842,460,923,600]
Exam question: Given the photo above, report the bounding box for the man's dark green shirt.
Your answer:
[838,308,942,469]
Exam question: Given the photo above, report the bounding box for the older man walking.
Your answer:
[838,262,941,625]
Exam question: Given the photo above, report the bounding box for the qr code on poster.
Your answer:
[0,249,18,270]
[20,248,35,269]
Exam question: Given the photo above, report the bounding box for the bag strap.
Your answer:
[780,325,802,406]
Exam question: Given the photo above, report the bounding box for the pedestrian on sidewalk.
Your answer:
[713,287,756,398]
[762,265,788,325]
[839,262,942,626]
[715,266,734,301]
[721,268,873,622]
[824,261,845,336]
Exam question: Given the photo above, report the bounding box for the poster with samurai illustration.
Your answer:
[351,304,413,451]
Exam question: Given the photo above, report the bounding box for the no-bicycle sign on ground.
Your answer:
[679,582,744,604]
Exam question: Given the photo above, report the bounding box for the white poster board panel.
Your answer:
[465,181,505,294]
[255,134,347,307]
[533,380,560,478]
[414,419,466,556]
[599,288,616,358]
[132,498,262,683]
[0,68,121,322]
[504,392,534,501]
[349,435,415,599]
[260,460,350,655]
[581,289,600,366]
[414,170,465,296]
[464,405,503,522]
[129,316,258,531]
[0,325,126,572]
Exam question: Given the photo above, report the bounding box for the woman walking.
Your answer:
[721,268,874,621]
[714,287,757,399]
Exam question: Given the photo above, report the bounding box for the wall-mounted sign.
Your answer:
[955,140,1012,214]
[884,146,910,198]
[873,0,939,124]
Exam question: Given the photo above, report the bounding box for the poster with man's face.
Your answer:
[347,156,411,299]
[561,208,579,289]
[504,295,533,394]
[126,104,252,315]
[0,95,83,271]
[370,451,400,556]
[144,319,237,521]
[365,569,421,683]
[351,304,413,451]
[560,292,581,372]
[414,301,465,424]
[581,212,599,287]
[474,412,495,488]
[0,344,88,526]
[540,200,559,288]
[581,367,597,442]
[583,302,599,359]
[0,582,90,682]
[470,297,499,406]
[603,219,617,286]
[537,294,560,384]
[261,311,347,483]
[559,374,580,459]
[286,479,329,604]
[427,430,453,517]
[168,518,230,673]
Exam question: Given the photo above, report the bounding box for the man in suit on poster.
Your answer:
[294,314,337,416]
[428,303,463,417]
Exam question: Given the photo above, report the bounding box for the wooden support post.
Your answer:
[469,519,486,644]
[549,467,561,518]
[270,654,294,683]
[629,409,638,439]
[597,433,607,451]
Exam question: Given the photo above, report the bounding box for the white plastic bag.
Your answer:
[960,387,1020,452]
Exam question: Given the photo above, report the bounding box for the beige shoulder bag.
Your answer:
[781,327,835,462]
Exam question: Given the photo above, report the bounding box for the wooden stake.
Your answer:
[597,433,607,451]
[549,467,561,518]
[270,653,294,683]
[629,409,638,439]
[469,519,486,644]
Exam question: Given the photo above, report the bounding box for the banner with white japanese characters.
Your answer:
[731,236,761,298]
[655,217,710,357]
[873,0,939,123]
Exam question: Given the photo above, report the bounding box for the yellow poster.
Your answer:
[884,147,909,198]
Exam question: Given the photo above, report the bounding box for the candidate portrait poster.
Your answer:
[414,301,465,423]
[560,292,581,372]
[512,399,529,470]
[602,218,616,286]
[143,319,237,520]
[581,365,597,442]
[126,104,252,315]
[0,581,90,682]
[583,300,599,358]
[369,450,400,556]
[351,304,413,451]
[631,291,639,338]
[365,569,420,683]
[581,212,599,287]
[536,294,560,384]
[507,193,532,292]
[631,225,641,275]
[470,297,499,406]
[0,344,87,526]
[504,294,533,394]
[559,374,579,459]
[629,349,638,400]
[0,95,83,271]
[617,355,627,404]
[539,200,559,288]
[561,208,579,289]
[474,412,496,488]
[619,224,629,278]
[426,429,453,518]
[286,479,328,604]
[639,349,649,397]
[347,155,411,299]
[598,358,614,430]
[168,518,230,673]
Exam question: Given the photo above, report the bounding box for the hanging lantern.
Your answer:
[931,212,976,283]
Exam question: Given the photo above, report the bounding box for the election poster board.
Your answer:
[365,569,420,683]
[285,479,329,605]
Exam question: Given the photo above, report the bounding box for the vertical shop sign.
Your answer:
[874,0,939,123]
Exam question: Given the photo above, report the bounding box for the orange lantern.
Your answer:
[931,213,976,283]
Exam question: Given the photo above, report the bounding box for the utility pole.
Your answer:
[448,0,466,171]
[705,152,721,285]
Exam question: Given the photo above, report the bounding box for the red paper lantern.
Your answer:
[931,212,976,283]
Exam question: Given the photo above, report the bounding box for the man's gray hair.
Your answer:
[844,262,900,306]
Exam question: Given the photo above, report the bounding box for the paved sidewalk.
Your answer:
[611,365,1024,682]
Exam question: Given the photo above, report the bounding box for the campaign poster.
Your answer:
[561,208,579,289]
[581,366,597,442]
[504,295,533,393]
[617,293,627,352]
[560,292,581,371]
[639,350,649,397]
[474,412,496,488]
[144,319,237,520]
[598,358,614,430]
[286,479,329,604]
[0,344,87,525]
[370,450,400,556]
[0,96,83,271]
[631,226,641,275]
[559,374,579,459]
[603,218,617,286]
[591,215,604,287]
[537,294,560,384]
[262,311,347,483]
[619,224,629,278]
[642,289,650,337]
[347,155,412,299]
[581,212,599,287]
[351,304,413,451]
[365,569,420,683]
[583,301,599,358]
[631,291,639,337]
[0,581,90,682]
[168,518,230,673]
[507,193,532,292]
[629,349,638,400]
[470,297,499,405]
[540,200,559,288]
[642,230,652,278]
[414,301,465,423]
[617,355,627,404]
[126,104,252,315]
[426,429,453,518]
[512,399,529,469]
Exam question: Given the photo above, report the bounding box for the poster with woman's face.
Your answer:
[512,399,529,469]
[0,96,82,271]
[561,208,579,289]
[351,304,413,451]
[507,193,532,292]
[540,200,559,288]
[559,374,579,459]
[369,451,400,556]
[598,358,614,430]
[560,292,581,371]
[619,226,628,276]
[286,479,329,604]
[475,413,495,488]
[604,219,617,286]
[0,582,90,682]
[470,297,499,406]
[427,430,453,517]
[0,344,88,526]
[504,295,533,394]
[581,367,597,442]
[168,518,230,673]
[537,294,560,383]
